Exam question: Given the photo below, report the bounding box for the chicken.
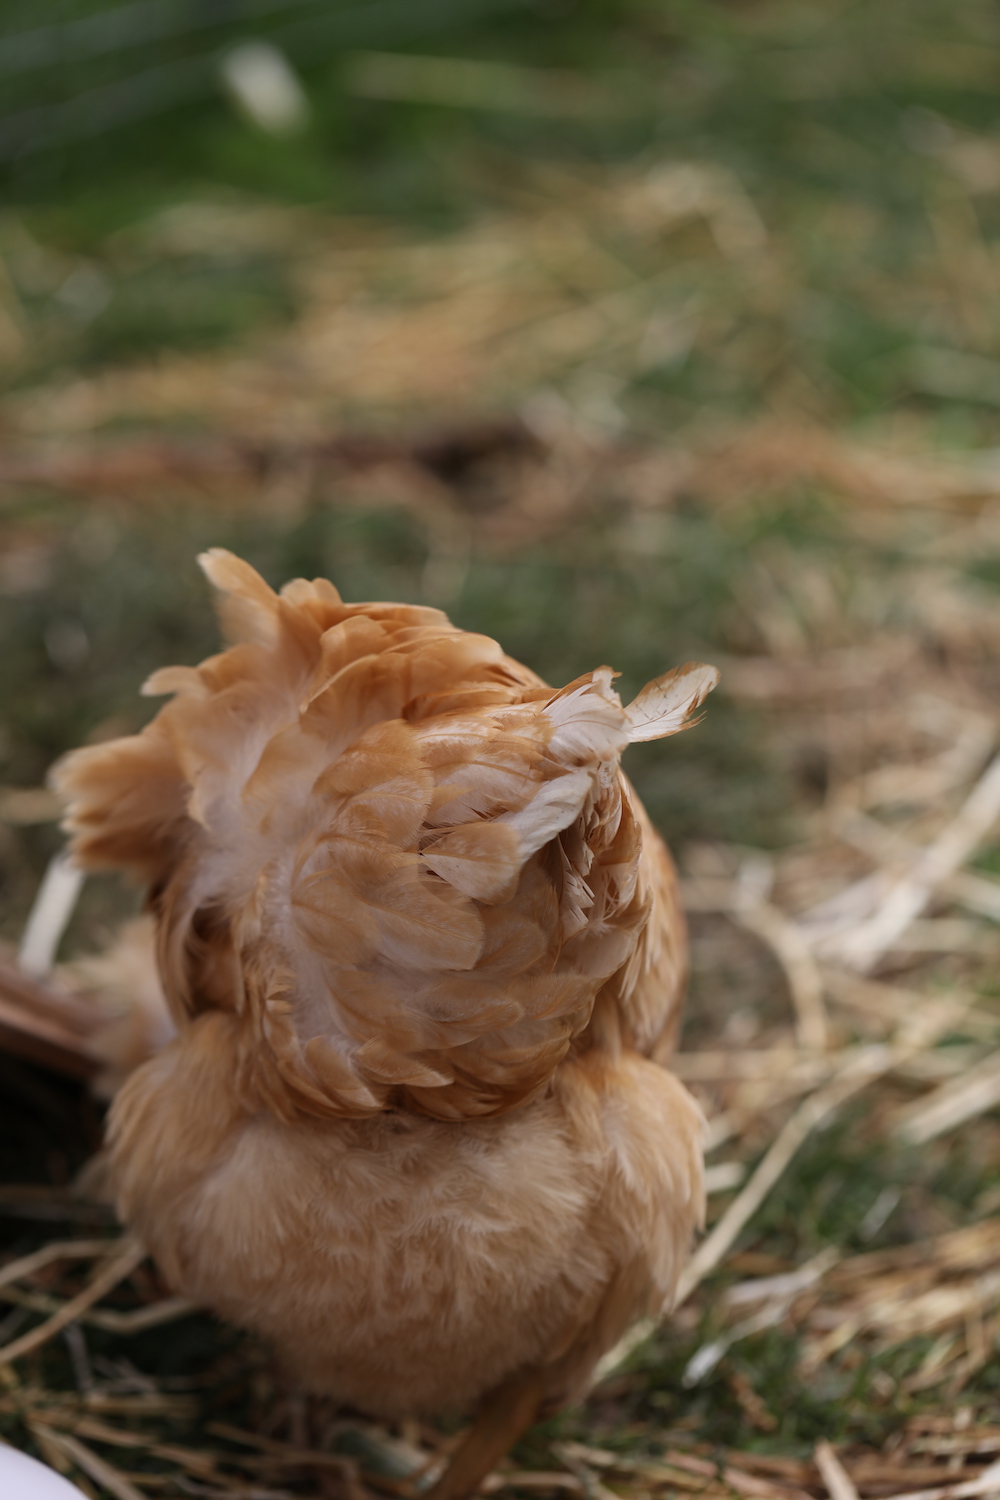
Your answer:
[53,550,717,1496]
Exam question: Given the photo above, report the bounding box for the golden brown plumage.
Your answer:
[54,550,717,1481]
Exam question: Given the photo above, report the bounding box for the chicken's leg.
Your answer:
[422,1367,546,1500]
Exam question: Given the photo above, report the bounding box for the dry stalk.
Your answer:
[483,1473,584,1493]
[814,1444,861,1500]
[796,1218,1000,1378]
[896,1050,1000,1145]
[88,1295,201,1334]
[0,1241,117,1294]
[873,1458,1000,1500]
[0,1284,201,1336]
[732,900,829,1050]
[817,752,1000,971]
[0,1238,144,1366]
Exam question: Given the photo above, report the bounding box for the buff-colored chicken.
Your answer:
[54,551,717,1497]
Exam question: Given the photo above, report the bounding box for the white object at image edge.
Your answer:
[0,1445,87,1498]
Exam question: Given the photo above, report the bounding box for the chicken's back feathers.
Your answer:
[54,551,716,1123]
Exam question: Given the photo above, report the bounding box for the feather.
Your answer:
[422,822,522,903]
[624,661,720,742]
[51,729,187,879]
[142,665,209,699]
[542,668,629,766]
[302,1035,384,1113]
[498,769,593,860]
[282,574,343,609]
[199,547,280,646]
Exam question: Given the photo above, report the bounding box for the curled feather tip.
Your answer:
[624,662,720,743]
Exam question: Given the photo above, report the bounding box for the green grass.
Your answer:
[4,0,1000,422]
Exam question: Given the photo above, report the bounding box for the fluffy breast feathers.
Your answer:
[54,550,717,1123]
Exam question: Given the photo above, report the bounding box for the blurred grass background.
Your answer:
[4,0,1000,1492]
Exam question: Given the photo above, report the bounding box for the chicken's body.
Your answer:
[55,551,715,1457]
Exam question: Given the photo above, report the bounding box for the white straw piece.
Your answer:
[818,752,1000,973]
[18,852,86,977]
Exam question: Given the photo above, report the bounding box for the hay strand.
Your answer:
[0,1238,144,1366]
